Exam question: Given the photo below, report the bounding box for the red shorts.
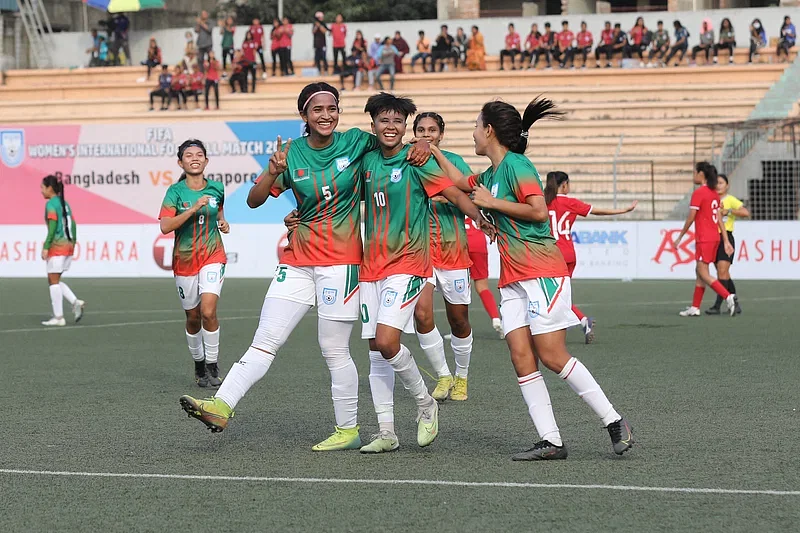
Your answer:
[566,261,576,277]
[695,241,719,263]
[469,251,489,280]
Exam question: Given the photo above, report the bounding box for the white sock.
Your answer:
[319,319,358,429]
[215,346,275,409]
[368,350,395,434]
[559,357,621,426]
[518,372,562,446]
[416,326,451,378]
[48,284,63,318]
[201,327,220,364]
[386,344,434,410]
[185,330,204,362]
[450,331,472,378]
[59,282,77,305]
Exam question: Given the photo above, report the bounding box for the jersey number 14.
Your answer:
[549,210,572,242]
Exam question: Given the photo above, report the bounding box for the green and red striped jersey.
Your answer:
[158,179,227,276]
[468,152,568,286]
[269,128,378,267]
[44,196,76,257]
[361,145,453,281]
[429,150,472,270]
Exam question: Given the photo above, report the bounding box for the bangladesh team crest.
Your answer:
[383,290,398,307]
[390,168,403,183]
[336,157,350,172]
[207,271,218,283]
[0,129,24,168]
[490,183,499,198]
[322,288,338,305]
[528,301,540,318]
[209,197,218,208]
[454,279,466,293]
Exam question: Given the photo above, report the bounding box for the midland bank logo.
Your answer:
[153,233,174,270]
[652,228,695,271]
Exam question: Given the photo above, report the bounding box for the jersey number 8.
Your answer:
[198,214,205,225]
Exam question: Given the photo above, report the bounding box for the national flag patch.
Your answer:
[365,171,372,182]
[181,201,191,208]
[294,168,310,182]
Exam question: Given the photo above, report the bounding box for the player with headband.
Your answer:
[179,82,430,452]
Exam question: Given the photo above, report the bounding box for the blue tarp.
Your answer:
[0,0,19,12]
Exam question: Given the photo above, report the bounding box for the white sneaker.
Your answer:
[261,72,267,80]
[678,306,701,317]
[725,294,737,316]
[72,299,85,322]
[359,430,400,454]
[42,317,66,327]
[492,317,504,339]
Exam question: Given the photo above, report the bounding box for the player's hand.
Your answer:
[269,136,292,176]
[193,195,210,211]
[284,209,300,231]
[471,184,495,209]
[430,195,448,204]
[627,200,639,212]
[724,240,734,257]
[406,139,431,166]
[673,238,681,250]
[478,217,497,243]
[217,219,230,233]
[41,248,48,261]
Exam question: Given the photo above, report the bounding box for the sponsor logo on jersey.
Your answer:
[528,301,540,318]
[293,168,310,182]
[365,171,372,183]
[390,168,403,183]
[0,129,24,168]
[322,288,338,305]
[454,278,466,293]
[383,290,398,307]
[491,183,499,197]
[209,197,218,208]
[336,157,350,172]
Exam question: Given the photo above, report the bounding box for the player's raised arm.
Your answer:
[430,144,472,192]
[248,136,291,208]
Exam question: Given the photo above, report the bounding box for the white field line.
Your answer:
[0,469,798,496]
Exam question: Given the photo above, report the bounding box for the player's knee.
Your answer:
[448,315,471,338]
[200,305,217,324]
[374,336,399,359]
[414,307,434,331]
[251,325,283,355]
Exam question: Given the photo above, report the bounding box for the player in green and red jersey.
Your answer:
[436,98,634,460]
[357,93,490,454]
[160,140,229,389]
[40,174,85,327]
[411,112,475,402]
[179,83,430,452]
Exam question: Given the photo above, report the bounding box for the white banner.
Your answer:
[1,222,798,279]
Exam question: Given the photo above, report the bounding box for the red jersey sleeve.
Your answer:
[567,197,592,217]
[267,171,289,198]
[514,176,543,203]
[417,159,454,198]
[467,174,481,188]
[689,188,702,210]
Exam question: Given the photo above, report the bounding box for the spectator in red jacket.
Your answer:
[595,21,615,67]
[575,21,594,68]
[204,51,220,110]
[270,18,285,76]
[184,64,205,110]
[500,22,521,70]
[281,16,295,75]
[242,31,259,92]
[229,50,249,93]
[331,13,347,74]
[393,30,410,74]
[521,23,540,68]
[535,22,555,68]
[169,64,187,110]
[554,20,576,68]
[629,16,649,65]
[250,17,267,79]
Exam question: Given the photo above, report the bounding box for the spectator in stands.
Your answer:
[375,37,399,90]
[312,11,329,75]
[500,23,521,70]
[393,31,410,74]
[339,51,359,90]
[410,30,431,73]
[647,20,670,67]
[595,21,614,68]
[331,14,347,74]
[362,49,378,90]
[455,27,468,67]
[533,22,554,68]
[713,18,736,65]
[575,21,593,68]
[149,65,172,111]
[611,23,629,65]
[554,20,576,69]
[229,50,248,93]
[250,18,267,79]
[185,64,205,110]
[777,16,796,63]
[97,36,109,66]
[195,10,212,73]
[629,17,649,66]
[111,13,130,66]
[352,30,367,55]
[270,18,285,76]
[664,20,690,66]
[432,25,456,72]
[86,29,101,67]
[204,51,220,110]
[220,16,235,75]
[521,23,540,69]
[691,18,715,65]
[369,33,383,62]
[169,64,187,110]
[466,25,486,71]
[183,31,198,72]
[141,37,162,80]
[748,18,766,63]
[242,31,259,93]
[280,16,295,75]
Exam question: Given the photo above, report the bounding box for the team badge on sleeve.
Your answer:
[390,168,403,183]
[322,288,338,305]
[0,129,24,168]
[383,290,398,307]
[454,279,466,293]
[528,301,540,318]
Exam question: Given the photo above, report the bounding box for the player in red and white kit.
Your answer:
[544,171,637,343]
[674,162,737,317]
[466,216,504,338]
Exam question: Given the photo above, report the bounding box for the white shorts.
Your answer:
[266,264,360,322]
[175,263,226,311]
[427,267,471,305]
[499,277,580,336]
[46,256,72,274]
[360,274,426,339]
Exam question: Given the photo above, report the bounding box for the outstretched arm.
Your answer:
[430,144,472,192]
[591,200,638,216]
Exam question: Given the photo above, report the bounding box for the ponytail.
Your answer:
[480,96,564,155]
[695,161,718,190]
[545,171,569,204]
[42,174,73,242]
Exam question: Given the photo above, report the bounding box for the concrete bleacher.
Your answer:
[1,52,793,218]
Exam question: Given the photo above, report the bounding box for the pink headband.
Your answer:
[302,90,338,111]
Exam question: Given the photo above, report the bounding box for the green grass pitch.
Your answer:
[1,278,798,532]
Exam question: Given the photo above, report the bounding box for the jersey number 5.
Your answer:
[549,210,572,242]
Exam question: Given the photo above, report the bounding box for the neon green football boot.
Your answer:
[312,426,362,451]
[431,375,454,402]
[417,400,439,447]
[450,376,468,401]
[179,395,233,433]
